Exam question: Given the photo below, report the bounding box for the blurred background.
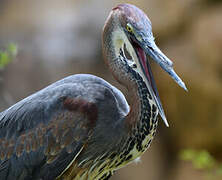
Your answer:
[0,0,222,179]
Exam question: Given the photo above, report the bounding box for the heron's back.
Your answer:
[0,74,129,180]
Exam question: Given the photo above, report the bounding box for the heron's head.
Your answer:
[103,4,187,126]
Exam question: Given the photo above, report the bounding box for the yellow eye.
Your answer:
[126,24,133,33]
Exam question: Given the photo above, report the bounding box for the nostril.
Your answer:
[148,46,154,52]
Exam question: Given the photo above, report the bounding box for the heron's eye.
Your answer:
[126,23,133,33]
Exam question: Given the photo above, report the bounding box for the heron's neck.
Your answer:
[103,25,157,132]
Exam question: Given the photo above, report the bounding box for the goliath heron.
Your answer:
[0,3,187,180]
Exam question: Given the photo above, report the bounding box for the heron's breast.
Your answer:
[89,116,158,179]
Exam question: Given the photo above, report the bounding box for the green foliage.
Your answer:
[180,149,215,169]
[0,43,17,69]
[179,149,222,180]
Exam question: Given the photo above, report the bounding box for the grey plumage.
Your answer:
[0,74,128,180]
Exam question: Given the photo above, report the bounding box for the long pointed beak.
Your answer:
[140,39,187,127]
[145,41,187,91]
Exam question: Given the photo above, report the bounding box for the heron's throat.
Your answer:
[103,27,140,88]
[112,29,137,61]
[103,27,153,128]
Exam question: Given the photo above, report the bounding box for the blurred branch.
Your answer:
[179,149,222,180]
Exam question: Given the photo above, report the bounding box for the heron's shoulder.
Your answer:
[51,74,115,90]
[0,74,129,136]
[50,74,129,114]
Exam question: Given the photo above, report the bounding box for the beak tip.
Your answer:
[161,114,169,127]
[180,81,188,92]
[164,118,169,127]
[169,68,188,92]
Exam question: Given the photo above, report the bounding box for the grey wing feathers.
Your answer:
[0,76,100,179]
[0,74,128,180]
[0,100,93,180]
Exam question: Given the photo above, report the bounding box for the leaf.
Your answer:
[0,43,17,69]
[0,52,10,68]
[179,148,196,161]
[7,43,17,57]
[192,150,215,169]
